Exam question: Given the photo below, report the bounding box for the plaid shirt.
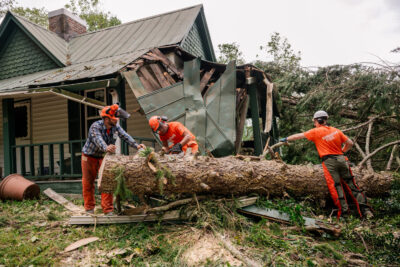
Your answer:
[82,120,138,157]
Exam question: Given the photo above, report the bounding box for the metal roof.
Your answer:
[68,5,202,64]
[0,49,146,92]
[0,5,205,92]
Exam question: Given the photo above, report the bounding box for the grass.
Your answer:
[0,187,399,266]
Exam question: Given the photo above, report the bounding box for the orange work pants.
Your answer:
[81,153,113,213]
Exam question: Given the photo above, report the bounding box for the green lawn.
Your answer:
[0,191,399,266]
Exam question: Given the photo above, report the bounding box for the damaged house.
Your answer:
[0,5,279,191]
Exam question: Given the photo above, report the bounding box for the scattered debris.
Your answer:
[64,237,100,253]
[43,188,84,213]
[69,197,258,225]
[238,205,341,236]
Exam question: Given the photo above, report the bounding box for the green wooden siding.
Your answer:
[182,20,207,60]
[0,27,58,80]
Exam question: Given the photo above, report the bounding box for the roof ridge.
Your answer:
[9,11,67,43]
[70,4,202,39]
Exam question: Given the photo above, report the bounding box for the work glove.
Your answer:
[170,143,183,154]
[279,137,288,143]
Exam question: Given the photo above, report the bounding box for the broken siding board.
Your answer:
[151,48,183,79]
[199,68,215,95]
[163,70,176,85]
[148,63,171,88]
[138,66,161,90]
[137,69,156,92]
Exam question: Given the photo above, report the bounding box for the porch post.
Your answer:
[117,80,128,155]
[247,78,263,156]
[2,98,15,176]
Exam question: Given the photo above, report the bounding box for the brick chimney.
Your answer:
[48,8,87,41]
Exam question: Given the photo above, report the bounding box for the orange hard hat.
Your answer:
[101,104,119,120]
[149,116,160,132]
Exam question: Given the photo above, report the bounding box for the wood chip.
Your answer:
[64,237,99,252]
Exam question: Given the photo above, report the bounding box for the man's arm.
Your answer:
[179,130,192,146]
[342,138,353,153]
[280,133,306,143]
[116,125,144,149]
[162,140,169,153]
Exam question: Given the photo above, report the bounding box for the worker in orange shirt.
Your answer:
[149,116,198,155]
[280,111,373,219]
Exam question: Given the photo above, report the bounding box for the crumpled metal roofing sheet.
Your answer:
[129,59,236,156]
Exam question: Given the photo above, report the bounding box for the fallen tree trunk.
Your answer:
[98,154,394,199]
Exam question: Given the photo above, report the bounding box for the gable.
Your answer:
[0,25,58,80]
[181,10,215,61]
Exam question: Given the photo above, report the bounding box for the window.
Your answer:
[84,88,106,136]
[14,100,31,140]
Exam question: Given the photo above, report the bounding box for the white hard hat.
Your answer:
[313,110,329,119]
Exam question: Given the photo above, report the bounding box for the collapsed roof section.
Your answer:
[123,46,280,156]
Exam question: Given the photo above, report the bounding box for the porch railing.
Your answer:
[11,137,157,180]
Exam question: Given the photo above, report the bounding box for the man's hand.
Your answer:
[170,143,183,154]
[279,137,288,143]
[162,146,170,153]
[106,145,116,153]
[136,144,146,150]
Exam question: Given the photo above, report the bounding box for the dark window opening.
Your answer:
[15,105,28,138]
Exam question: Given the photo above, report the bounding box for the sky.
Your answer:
[16,0,400,67]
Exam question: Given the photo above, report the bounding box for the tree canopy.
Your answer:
[218,35,400,171]
[0,0,121,31]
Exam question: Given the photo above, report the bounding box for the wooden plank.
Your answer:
[263,76,274,133]
[236,196,258,208]
[43,188,84,213]
[150,48,183,79]
[200,68,215,94]
[138,66,161,90]
[163,70,176,84]
[149,63,171,88]
[137,69,156,92]
[69,209,181,225]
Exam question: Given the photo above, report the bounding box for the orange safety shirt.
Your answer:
[159,122,196,145]
[304,126,348,158]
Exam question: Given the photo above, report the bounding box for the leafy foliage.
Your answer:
[65,0,121,32]
[12,7,48,28]
[217,42,245,65]
[1,0,121,32]
[113,165,132,201]
[0,0,16,18]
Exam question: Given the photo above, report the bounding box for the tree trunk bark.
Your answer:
[98,154,394,199]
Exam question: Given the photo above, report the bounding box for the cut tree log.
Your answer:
[98,154,394,199]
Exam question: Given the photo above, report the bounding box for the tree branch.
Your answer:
[386,145,398,171]
[342,116,378,133]
[358,140,400,168]
[365,121,374,171]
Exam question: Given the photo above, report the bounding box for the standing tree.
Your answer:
[217,42,245,65]
[0,0,121,31]
[64,0,121,31]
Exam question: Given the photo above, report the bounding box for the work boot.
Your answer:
[86,209,94,214]
[105,211,114,216]
[363,209,374,220]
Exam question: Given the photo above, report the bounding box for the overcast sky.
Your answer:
[17,0,400,67]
